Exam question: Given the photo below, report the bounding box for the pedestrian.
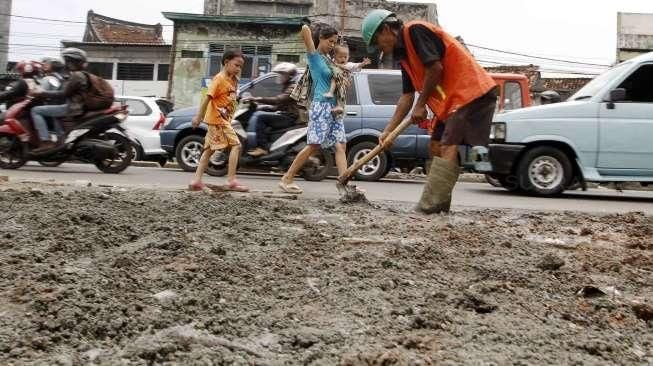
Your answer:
[322,44,371,115]
[361,9,498,213]
[188,49,249,192]
[278,23,349,194]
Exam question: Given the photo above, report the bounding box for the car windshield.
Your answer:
[570,62,631,100]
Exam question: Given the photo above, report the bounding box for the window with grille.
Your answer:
[117,63,154,81]
[157,64,169,81]
[277,54,300,63]
[88,62,113,80]
[276,4,309,15]
[181,50,204,59]
[206,43,273,80]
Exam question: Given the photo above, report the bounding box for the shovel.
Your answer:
[337,118,414,202]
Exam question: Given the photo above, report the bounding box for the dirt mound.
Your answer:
[0,185,651,364]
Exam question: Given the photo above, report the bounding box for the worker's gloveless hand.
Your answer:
[379,130,391,148]
[411,104,428,124]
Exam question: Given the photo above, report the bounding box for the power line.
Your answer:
[468,44,611,67]
[3,11,614,68]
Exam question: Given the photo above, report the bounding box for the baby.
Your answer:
[324,44,371,115]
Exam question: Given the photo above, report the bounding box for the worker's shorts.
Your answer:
[432,87,498,147]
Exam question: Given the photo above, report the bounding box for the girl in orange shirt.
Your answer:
[189,50,249,192]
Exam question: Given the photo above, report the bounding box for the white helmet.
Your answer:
[272,62,297,76]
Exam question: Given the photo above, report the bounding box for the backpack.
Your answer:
[82,71,114,110]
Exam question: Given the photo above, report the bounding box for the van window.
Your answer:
[504,82,523,110]
[368,74,402,105]
[245,75,282,98]
[617,64,653,103]
[346,80,358,105]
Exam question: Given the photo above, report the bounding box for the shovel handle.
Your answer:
[338,119,414,185]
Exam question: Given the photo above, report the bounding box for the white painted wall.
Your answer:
[618,13,653,36]
[108,80,168,98]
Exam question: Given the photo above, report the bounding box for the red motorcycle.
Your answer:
[0,98,134,173]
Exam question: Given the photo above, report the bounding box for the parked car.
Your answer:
[481,51,653,196]
[116,96,169,166]
[161,70,532,181]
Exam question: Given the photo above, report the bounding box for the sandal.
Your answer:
[226,180,250,192]
[188,182,207,191]
[278,179,303,194]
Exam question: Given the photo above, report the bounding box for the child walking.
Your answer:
[189,49,249,192]
[323,44,371,115]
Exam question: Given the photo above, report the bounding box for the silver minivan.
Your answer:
[483,52,653,196]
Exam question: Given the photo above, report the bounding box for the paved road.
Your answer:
[2,163,653,214]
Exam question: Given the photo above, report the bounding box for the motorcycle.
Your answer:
[0,98,135,174]
[207,96,334,181]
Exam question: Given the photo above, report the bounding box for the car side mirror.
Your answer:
[607,88,626,103]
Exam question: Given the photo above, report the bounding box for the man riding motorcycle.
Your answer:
[244,62,300,157]
[30,48,113,153]
[0,61,43,110]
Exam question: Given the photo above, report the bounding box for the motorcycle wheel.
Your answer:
[0,133,27,169]
[302,149,335,182]
[93,132,134,174]
[38,158,66,167]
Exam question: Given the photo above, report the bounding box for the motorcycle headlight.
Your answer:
[490,122,506,143]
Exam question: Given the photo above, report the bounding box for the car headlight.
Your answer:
[163,117,173,129]
[490,122,506,143]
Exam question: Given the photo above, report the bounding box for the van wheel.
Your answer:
[176,135,204,172]
[517,146,572,196]
[347,141,388,182]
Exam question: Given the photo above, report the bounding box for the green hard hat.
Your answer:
[361,9,395,52]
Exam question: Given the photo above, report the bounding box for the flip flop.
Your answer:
[226,180,250,192]
[188,182,207,191]
[278,180,303,194]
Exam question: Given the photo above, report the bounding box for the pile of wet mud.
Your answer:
[0,184,651,364]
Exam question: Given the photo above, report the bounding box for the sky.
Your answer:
[7,0,653,76]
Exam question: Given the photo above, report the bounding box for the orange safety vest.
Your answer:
[400,20,496,122]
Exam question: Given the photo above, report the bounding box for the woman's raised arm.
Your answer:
[301,24,316,53]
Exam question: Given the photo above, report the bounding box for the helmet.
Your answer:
[61,48,87,63]
[15,60,43,78]
[272,62,297,76]
[361,9,395,51]
[42,57,65,71]
[540,90,561,104]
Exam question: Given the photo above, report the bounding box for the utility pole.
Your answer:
[0,0,12,72]
[339,0,346,34]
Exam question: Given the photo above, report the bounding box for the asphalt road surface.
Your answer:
[2,163,652,214]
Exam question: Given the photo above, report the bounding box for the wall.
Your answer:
[63,43,171,97]
[169,22,304,108]
[204,0,315,16]
[617,12,653,62]
[313,0,438,37]
[0,0,11,72]
[109,80,168,97]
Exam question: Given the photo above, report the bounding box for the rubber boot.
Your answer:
[417,157,460,214]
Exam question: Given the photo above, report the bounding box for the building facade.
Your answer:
[0,0,12,72]
[164,12,305,108]
[61,11,171,97]
[617,12,653,62]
